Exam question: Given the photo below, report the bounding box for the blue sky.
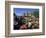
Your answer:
[13,8,39,16]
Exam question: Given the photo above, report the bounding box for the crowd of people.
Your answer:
[14,13,39,30]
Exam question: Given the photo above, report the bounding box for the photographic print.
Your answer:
[13,8,39,30]
[10,5,44,34]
